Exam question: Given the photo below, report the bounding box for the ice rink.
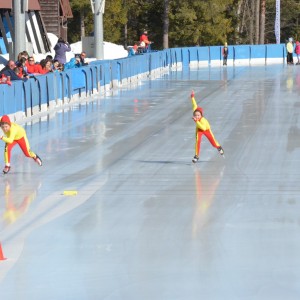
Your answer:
[1,64,300,300]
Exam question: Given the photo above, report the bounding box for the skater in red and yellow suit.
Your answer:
[0,115,42,174]
[190,91,224,163]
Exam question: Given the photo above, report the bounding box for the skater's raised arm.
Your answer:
[191,90,198,111]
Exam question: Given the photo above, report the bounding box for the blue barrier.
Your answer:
[266,44,285,59]
[234,45,250,60]
[209,46,221,61]
[250,45,266,60]
[226,46,234,60]
[45,73,55,104]
[0,43,292,119]
[198,47,210,62]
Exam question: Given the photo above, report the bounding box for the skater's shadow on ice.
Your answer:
[138,160,205,165]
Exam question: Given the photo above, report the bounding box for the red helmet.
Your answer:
[1,115,11,125]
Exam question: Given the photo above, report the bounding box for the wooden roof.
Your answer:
[0,0,41,10]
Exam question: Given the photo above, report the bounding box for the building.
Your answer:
[0,0,72,55]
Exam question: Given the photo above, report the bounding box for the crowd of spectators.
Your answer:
[0,37,90,84]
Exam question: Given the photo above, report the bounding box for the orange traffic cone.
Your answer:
[0,243,7,260]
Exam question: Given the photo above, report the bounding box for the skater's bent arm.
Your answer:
[1,128,18,144]
[195,118,210,131]
[2,134,16,144]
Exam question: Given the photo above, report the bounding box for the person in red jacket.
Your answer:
[190,91,224,163]
[0,115,42,174]
[35,59,52,75]
[295,41,300,65]
[139,30,151,53]
[26,56,40,75]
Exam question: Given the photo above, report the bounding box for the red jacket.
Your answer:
[295,43,300,55]
[140,34,150,45]
[26,62,39,74]
[35,64,49,75]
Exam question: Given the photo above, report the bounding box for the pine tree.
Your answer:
[69,0,92,43]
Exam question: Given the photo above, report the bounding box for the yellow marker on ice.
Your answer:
[63,190,78,196]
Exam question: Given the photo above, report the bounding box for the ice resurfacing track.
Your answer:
[1,65,300,299]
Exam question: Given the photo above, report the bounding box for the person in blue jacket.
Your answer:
[63,56,82,70]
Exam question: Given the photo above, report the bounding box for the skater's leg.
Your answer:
[193,131,203,162]
[203,129,220,148]
[16,136,42,166]
[3,141,17,173]
[204,129,224,155]
[195,131,204,156]
[4,141,17,165]
[16,136,36,158]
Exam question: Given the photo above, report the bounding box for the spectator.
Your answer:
[0,60,26,81]
[64,55,81,70]
[295,41,300,65]
[127,46,136,57]
[79,52,89,66]
[57,63,64,72]
[16,57,29,78]
[53,37,71,64]
[26,56,39,75]
[127,43,139,56]
[52,60,64,72]
[139,30,152,53]
[36,59,53,75]
[222,42,229,66]
[16,51,29,65]
[286,37,294,65]
[52,60,59,72]
[13,67,21,78]
[21,51,29,60]
[140,30,150,45]
[46,55,53,62]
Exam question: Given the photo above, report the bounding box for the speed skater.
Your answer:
[0,115,42,174]
[190,91,224,163]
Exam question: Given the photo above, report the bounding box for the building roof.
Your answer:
[0,0,41,10]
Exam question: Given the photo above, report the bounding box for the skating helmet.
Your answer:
[0,115,11,125]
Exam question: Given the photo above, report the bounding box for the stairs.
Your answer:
[39,0,60,37]
[39,0,73,41]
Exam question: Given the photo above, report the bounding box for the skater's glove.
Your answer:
[192,117,198,122]
[191,90,195,98]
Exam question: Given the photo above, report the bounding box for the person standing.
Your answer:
[222,42,229,66]
[54,37,71,64]
[139,30,151,53]
[295,41,300,65]
[0,115,42,174]
[286,38,294,65]
[190,91,224,163]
